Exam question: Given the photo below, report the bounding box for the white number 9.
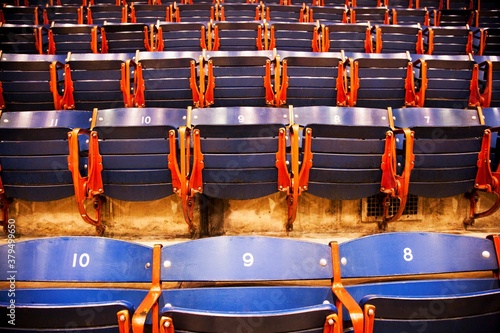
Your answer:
[242,252,254,267]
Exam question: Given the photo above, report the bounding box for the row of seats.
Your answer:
[1,106,500,234]
[2,0,498,10]
[2,2,499,27]
[1,51,496,114]
[2,20,499,55]
[0,233,499,332]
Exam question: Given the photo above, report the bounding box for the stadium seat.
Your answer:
[268,22,321,52]
[412,54,487,108]
[0,24,46,54]
[87,4,128,25]
[0,236,154,332]
[211,21,265,51]
[132,236,366,333]
[321,22,372,53]
[415,0,443,9]
[276,50,348,107]
[390,8,430,25]
[475,9,500,28]
[133,51,203,108]
[43,5,84,25]
[100,22,153,53]
[345,52,417,108]
[293,106,411,228]
[474,55,498,107]
[86,107,192,231]
[433,9,474,26]
[47,23,99,54]
[130,4,171,24]
[204,50,275,107]
[155,22,206,51]
[373,24,424,53]
[0,53,65,111]
[391,107,486,199]
[479,28,500,56]
[350,7,390,24]
[306,5,348,24]
[339,232,500,333]
[218,3,263,21]
[263,4,309,22]
[172,3,216,23]
[0,5,39,25]
[0,110,96,230]
[386,0,412,8]
[422,26,474,55]
[61,52,134,110]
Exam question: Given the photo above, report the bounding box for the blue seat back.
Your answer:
[0,110,92,201]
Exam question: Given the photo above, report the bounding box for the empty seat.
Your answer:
[132,236,364,333]
[340,232,500,333]
[346,52,417,108]
[101,23,153,53]
[474,55,499,107]
[423,26,473,55]
[134,51,202,108]
[434,9,474,26]
[212,21,265,51]
[413,54,486,108]
[87,5,127,25]
[155,22,206,51]
[0,53,65,111]
[277,50,347,106]
[321,23,372,53]
[476,9,500,29]
[130,4,171,24]
[219,3,262,21]
[480,28,500,56]
[415,0,443,9]
[204,50,275,107]
[173,3,215,23]
[0,237,154,331]
[43,5,84,25]
[0,110,93,228]
[392,107,486,198]
[0,24,45,54]
[264,4,309,23]
[188,106,291,202]
[88,107,187,205]
[350,7,390,24]
[373,24,424,53]
[391,8,430,25]
[47,24,99,54]
[352,0,387,6]
[307,5,348,24]
[387,0,412,8]
[269,22,321,52]
[61,53,134,110]
[0,5,39,25]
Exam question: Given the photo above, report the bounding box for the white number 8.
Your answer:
[242,252,254,267]
[403,248,413,262]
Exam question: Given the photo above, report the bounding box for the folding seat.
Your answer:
[155,22,206,51]
[47,23,99,54]
[0,5,39,25]
[293,106,411,227]
[60,52,134,110]
[306,5,348,24]
[446,0,474,9]
[474,55,498,107]
[477,0,499,10]
[0,53,65,111]
[373,24,424,53]
[0,237,154,330]
[0,24,46,54]
[392,107,486,199]
[390,8,430,25]
[100,22,153,53]
[423,26,473,55]
[351,0,387,6]
[42,5,84,25]
[412,54,487,108]
[479,28,500,55]
[321,22,373,53]
[134,51,203,108]
[339,232,500,333]
[130,4,172,24]
[415,0,443,9]
[211,21,265,51]
[87,5,128,25]
[475,9,500,28]
[218,3,263,21]
[350,7,390,24]
[268,22,321,52]
[173,3,216,23]
[84,107,189,231]
[386,0,412,8]
[312,0,349,5]
[0,110,95,229]
[346,53,417,108]
[203,51,276,107]
[131,237,365,333]
[276,50,348,107]
[434,9,474,26]
[263,4,309,23]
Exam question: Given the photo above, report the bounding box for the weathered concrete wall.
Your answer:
[5,190,499,239]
